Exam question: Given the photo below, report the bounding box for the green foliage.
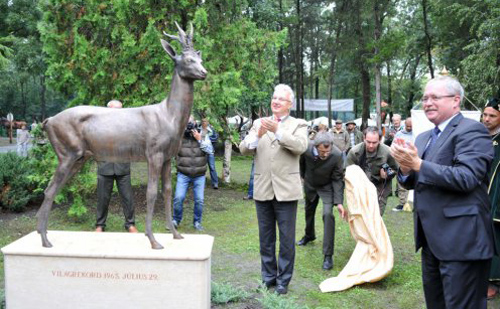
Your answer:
[0,288,4,309]
[193,7,286,139]
[0,152,38,212]
[38,0,194,107]
[0,36,13,70]
[444,0,500,103]
[211,281,251,304]
[258,287,308,309]
[27,142,96,219]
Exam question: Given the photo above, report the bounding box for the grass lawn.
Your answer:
[1,155,499,308]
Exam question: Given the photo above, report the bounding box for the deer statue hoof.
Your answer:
[151,241,164,250]
[40,235,53,248]
[173,232,184,240]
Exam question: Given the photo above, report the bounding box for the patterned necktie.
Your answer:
[423,126,441,159]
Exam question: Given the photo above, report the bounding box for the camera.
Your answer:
[184,121,200,138]
[381,163,395,178]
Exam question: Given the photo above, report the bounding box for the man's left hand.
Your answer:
[337,204,347,221]
[390,139,422,172]
[380,168,387,179]
[192,130,202,141]
[261,118,279,133]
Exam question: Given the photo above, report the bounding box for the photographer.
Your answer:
[346,126,398,216]
[173,115,214,231]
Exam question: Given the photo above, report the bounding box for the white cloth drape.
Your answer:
[320,165,394,292]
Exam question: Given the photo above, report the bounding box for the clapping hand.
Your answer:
[390,138,421,174]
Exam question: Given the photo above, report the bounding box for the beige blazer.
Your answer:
[239,116,308,201]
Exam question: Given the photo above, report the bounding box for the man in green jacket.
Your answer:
[347,126,398,216]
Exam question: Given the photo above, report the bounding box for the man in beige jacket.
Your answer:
[240,84,308,295]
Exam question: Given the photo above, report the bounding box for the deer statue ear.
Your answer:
[161,39,177,59]
[196,50,202,58]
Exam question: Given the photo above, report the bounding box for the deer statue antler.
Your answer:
[186,23,194,48]
[163,21,193,50]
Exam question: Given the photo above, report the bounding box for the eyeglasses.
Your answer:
[272,96,291,103]
[421,95,456,103]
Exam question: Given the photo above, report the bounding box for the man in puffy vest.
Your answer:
[173,115,214,231]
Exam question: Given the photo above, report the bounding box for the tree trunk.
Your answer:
[374,1,382,130]
[20,80,27,120]
[222,139,232,183]
[278,0,284,84]
[40,75,47,120]
[327,10,343,129]
[386,61,392,108]
[360,67,371,131]
[422,0,434,78]
[295,0,304,119]
[354,0,371,130]
[407,54,422,114]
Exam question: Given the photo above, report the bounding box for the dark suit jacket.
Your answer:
[97,162,131,176]
[300,143,344,205]
[399,113,494,261]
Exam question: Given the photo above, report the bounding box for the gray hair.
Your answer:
[274,84,295,104]
[363,126,382,139]
[392,114,401,121]
[313,131,333,147]
[427,76,464,103]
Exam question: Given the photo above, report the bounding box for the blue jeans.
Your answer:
[207,153,218,187]
[248,159,255,198]
[173,172,205,224]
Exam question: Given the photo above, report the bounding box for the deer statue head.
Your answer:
[162,22,207,81]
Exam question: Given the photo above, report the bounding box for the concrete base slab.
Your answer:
[1,231,214,309]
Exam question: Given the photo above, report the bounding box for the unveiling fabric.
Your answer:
[320,165,394,292]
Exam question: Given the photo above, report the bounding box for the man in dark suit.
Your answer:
[95,100,138,233]
[391,76,494,308]
[297,131,346,270]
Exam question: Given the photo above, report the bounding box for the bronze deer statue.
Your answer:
[36,23,207,249]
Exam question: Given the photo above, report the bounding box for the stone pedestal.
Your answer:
[1,231,214,309]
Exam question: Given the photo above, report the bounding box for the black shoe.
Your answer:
[243,195,253,200]
[257,280,276,291]
[297,236,315,246]
[323,255,333,270]
[392,204,404,212]
[213,185,219,190]
[275,284,288,295]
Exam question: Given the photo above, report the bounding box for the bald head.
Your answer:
[107,100,123,108]
[404,118,412,132]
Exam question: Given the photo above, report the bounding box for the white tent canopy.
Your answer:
[292,99,354,111]
[227,115,249,126]
[353,118,376,127]
[309,116,334,127]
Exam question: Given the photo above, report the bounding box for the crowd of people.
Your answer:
[237,76,499,307]
[12,76,499,305]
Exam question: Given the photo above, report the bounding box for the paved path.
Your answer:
[0,144,17,153]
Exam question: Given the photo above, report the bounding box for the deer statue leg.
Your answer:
[145,154,164,249]
[162,159,183,240]
[37,157,86,247]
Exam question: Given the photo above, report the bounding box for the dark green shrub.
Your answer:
[0,152,38,212]
[27,141,96,219]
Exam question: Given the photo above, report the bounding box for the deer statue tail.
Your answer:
[41,118,51,131]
